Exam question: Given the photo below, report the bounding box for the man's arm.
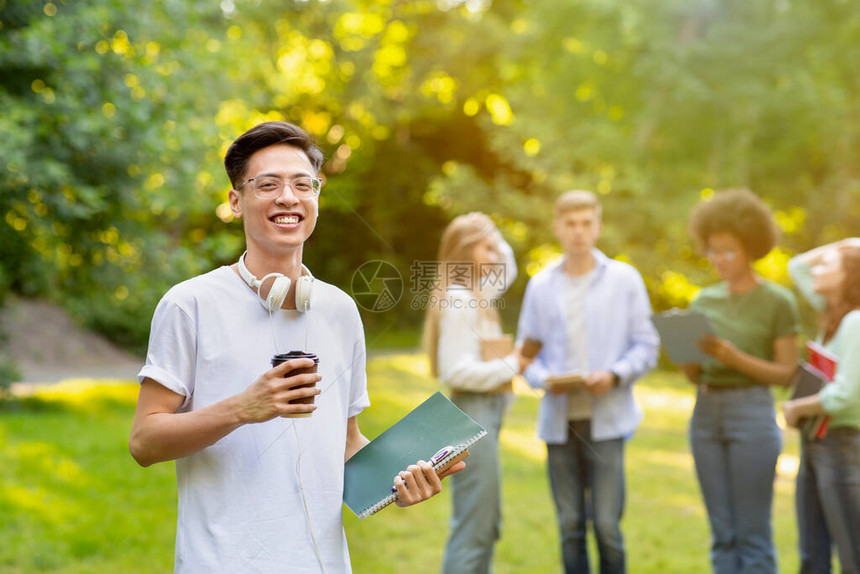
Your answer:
[344,416,370,461]
[517,279,552,390]
[606,272,660,387]
[129,358,321,467]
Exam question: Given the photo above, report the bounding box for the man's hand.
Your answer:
[392,459,465,507]
[546,383,568,396]
[515,349,534,374]
[235,358,322,423]
[586,370,615,396]
[697,335,739,367]
[513,346,534,374]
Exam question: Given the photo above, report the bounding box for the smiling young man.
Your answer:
[129,122,459,573]
[516,190,659,574]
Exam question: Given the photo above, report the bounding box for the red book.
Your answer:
[805,341,838,439]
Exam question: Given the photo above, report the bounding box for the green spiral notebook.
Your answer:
[343,392,487,519]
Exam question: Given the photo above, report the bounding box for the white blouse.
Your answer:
[436,236,519,392]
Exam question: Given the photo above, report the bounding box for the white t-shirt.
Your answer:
[138,266,370,574]
[562,271,592,421]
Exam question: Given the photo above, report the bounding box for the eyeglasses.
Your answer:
[237,175,322,199]
[706,249,737,261]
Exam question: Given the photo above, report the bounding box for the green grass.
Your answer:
[0,357,803,573]
[0,382,176,573]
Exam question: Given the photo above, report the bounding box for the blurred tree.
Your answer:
[1,0,858,354]
[0,0,237,349]
[422,0,860,314]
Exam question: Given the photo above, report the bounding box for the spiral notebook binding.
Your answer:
[355,429,488,519]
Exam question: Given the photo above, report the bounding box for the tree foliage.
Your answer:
[1,0,858,351]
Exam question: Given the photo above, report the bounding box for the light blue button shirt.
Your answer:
[517,250,659,443]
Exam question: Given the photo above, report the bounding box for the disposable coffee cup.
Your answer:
[271,351,319,418]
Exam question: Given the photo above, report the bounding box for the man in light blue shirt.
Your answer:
[517,190,659,574]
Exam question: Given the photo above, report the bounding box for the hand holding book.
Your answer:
[391,455,465,509]
[781,342,837,440]
[343,392,486,519]
[545,372,587,394]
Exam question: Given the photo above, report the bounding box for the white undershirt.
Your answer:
[562,271,593,421]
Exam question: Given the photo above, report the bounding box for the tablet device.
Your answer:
[651,310,715,364]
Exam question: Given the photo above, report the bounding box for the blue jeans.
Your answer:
[442,392,509,574]
[546,419,626,574]
[690,386,781,574]
[797,427,860,574]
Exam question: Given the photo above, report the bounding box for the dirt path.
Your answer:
[2,296,143,387]
[1,297,411,394]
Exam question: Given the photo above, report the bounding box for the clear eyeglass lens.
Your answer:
[253,176,320,199]
[706,249,736,261]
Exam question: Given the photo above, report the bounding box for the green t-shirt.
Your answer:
[690,280,801,387]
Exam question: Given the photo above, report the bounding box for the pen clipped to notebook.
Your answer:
[388,445,471,493]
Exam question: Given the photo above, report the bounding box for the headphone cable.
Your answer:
[293,423,329,574]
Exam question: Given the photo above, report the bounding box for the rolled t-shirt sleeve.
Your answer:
[137,294,197,409]
[347,331,371,418]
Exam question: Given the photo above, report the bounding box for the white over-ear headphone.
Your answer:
[238,251,313,313]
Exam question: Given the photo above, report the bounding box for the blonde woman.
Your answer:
[424,212,530,574]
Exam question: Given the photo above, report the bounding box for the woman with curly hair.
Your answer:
[783,238,860,573]
[683,189,801,574]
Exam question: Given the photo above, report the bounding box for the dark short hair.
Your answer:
[688,188,780,260]
[224,121,324,188]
